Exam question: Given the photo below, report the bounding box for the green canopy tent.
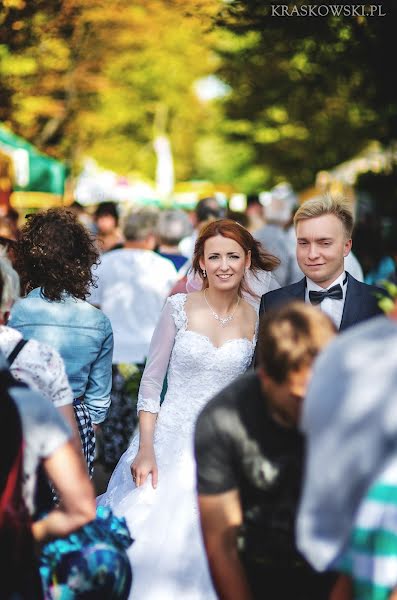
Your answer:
[0,125,69,209]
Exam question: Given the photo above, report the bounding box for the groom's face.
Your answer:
[296,214,352,288]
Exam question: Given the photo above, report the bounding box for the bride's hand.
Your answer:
[131,447,158,489]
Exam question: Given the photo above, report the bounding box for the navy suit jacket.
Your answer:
[259,272,385,331]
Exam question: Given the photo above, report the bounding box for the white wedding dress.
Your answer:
[98,293,256,599]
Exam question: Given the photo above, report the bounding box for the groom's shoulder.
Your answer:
[347,272,389,308]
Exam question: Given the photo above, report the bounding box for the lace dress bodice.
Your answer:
[137,293,255,436]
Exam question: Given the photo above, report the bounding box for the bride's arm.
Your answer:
[131,298,178,488]
[131,412,158,488]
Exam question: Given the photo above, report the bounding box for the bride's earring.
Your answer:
[202,269,207,278]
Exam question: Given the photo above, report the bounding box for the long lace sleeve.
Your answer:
[136,298,178,414]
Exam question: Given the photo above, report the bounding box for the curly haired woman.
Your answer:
[9,208,114,478]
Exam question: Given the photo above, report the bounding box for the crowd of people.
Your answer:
[0,191,396,600]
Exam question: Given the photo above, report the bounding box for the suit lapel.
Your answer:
[339,273,360,331]
[291,278,306,301]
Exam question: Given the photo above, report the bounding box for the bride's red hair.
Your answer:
[192,219,280,297]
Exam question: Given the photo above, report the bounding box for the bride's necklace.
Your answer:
[203,289,240,328]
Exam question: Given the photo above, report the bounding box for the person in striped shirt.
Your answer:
[331,457,397,600]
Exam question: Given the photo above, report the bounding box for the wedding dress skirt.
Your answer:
[98,294,256,599]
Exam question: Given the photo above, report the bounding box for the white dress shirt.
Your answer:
[305,271,347,329]
[89,248,177,364]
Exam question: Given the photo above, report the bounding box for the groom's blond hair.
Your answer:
[294,194,354,239]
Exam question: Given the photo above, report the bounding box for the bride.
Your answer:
[98,219,279,599]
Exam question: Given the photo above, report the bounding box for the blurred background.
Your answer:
[0,0,396,278]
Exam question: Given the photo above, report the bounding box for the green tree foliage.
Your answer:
[216,0,397,190]
[0,0,219,181]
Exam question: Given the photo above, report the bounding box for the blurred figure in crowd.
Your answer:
[195,302,336,600]
[179,196,225,258]
[0,351,133,599]
[10,208,113,478]
[94,201,124,253]
[254,187,300,286]
[0,353,95,598]
[90,206,177,469]
[245,193,266,233]
[260,195,386,331]
[0,253,83,458]
[0,214,18,265]
[4,207,19,238]
[157,208,191,272]
[361,224,397,288]
[297,299,397,600]
[227,209,249,229]
[68,200,96,233]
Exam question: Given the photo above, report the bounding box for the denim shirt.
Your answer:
[9,288,114,424]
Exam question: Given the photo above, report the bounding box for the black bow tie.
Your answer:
[309,284,343,305]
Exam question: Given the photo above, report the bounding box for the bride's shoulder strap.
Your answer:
[166,293,188,331]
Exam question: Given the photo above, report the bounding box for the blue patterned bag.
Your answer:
[39,506,133,599]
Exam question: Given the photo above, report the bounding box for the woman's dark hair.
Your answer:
[192,219,280,299]
[94,201,119,225]
[15,208,100,301]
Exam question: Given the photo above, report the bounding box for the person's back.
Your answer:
[1,352,133,600]
[0,360,44,599]
[8,208,114,479]
[91,247,176,364]
[10,291,112,399]
[336,455,397,600]
[9,208,113,421]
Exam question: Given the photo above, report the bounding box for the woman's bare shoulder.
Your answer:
[240,298,258,325]
[185,291,203,305]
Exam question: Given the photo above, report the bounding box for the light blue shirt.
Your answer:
[9,288,113,424]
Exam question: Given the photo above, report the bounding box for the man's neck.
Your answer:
[159,244,179,254]
[124,240,152,251]
[306,270,345,290]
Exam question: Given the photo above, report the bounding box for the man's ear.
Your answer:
[344,238,352,257]
[145,233,157,250]
[257,366,270,386]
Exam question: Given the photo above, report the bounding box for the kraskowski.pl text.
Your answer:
[271,4,386,16]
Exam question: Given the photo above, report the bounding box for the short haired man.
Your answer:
[89,207,177,468]
[195,302,337,600]
[259,195,385,331]
[157,209,191,272]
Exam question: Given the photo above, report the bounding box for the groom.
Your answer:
[259,194,385,331]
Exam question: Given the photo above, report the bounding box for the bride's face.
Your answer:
[199,234,251,292]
